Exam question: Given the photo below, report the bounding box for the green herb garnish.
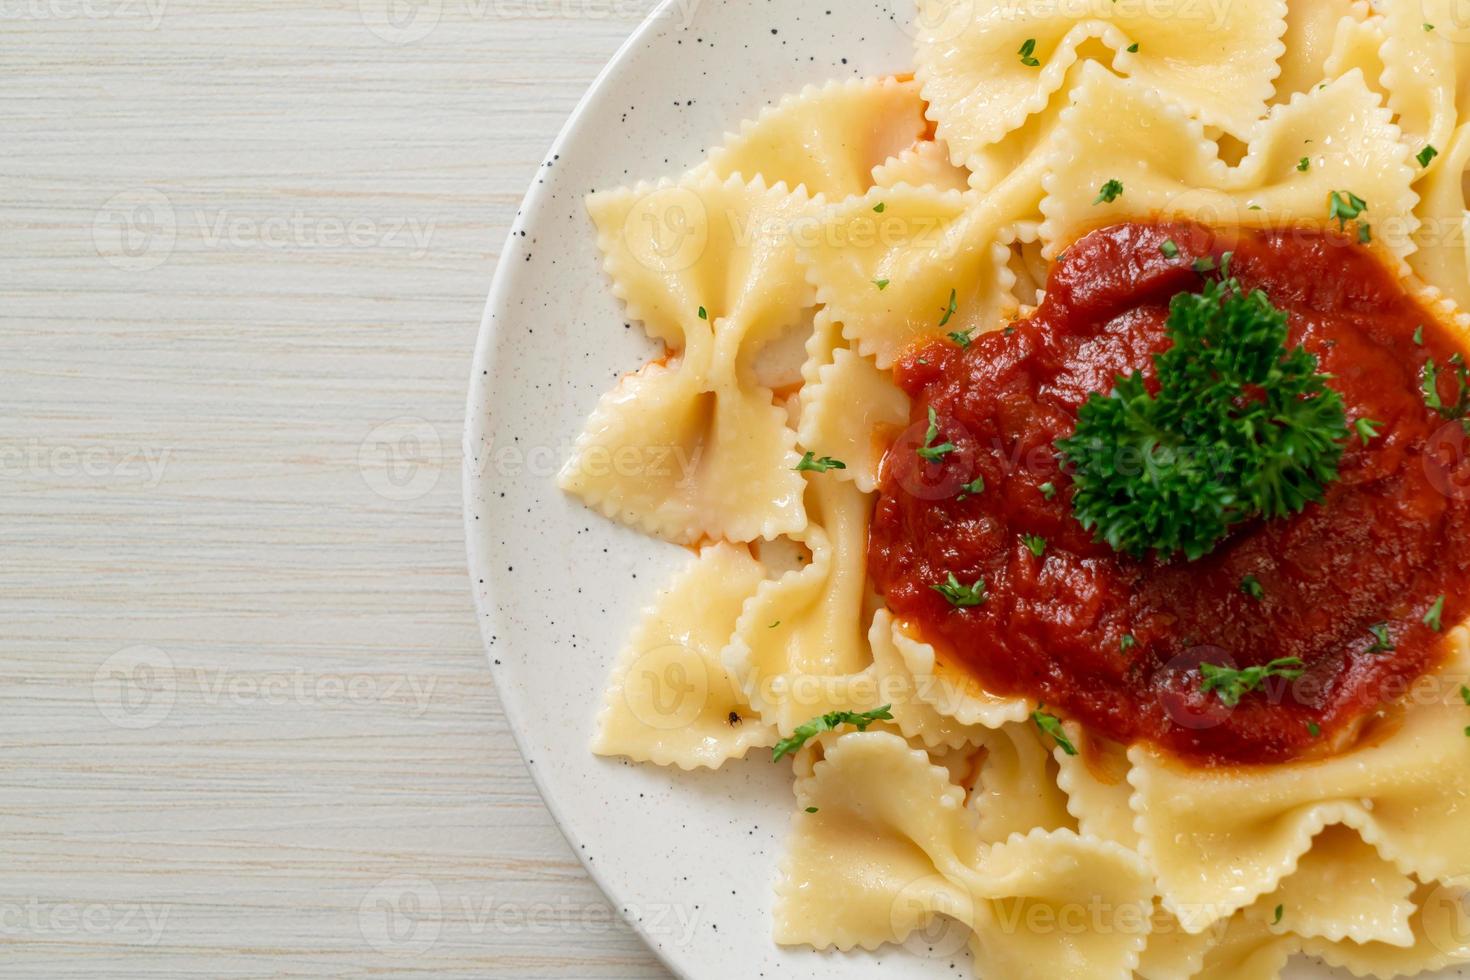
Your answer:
[1240,575,1265,599]
[1019,38,1040,66]
[957,475,985,499]
[1425,595,1446,632]
[939,287,958,327]
[874,278,890,290]
[1120,633,1137,652]
[917,406,956,462]
[1296,157,1310,172]
[1126,41,1139,52]
[1273,905,1284,925]
[1354,417,1382,443]
[1421,355,1470,420]
[1022,534,1047,557]
[1418,145,1440,167]
[698,306,708,320]
[795,452,847,473]
[1199,657,1305,707]
[873,202,886,213]
[1056,275,1348,560]
[1328,190,1367,230]
[932,573,987,608]
[1414,325,1424,346]
[1307,721,1321,737]
[1039,481,1057,500]
[1160,239,1180,259]
[1094,179,1124,204]
[805,806,819,813]
[1366,622,1394,654]
[772,706,895,761]
[949,327,974,348]
[1032,706,1078,755]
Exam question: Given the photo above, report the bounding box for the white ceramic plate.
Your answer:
[464,3,1413,977]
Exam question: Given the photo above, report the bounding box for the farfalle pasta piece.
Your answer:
[702,77,928,202]
[1301,880,1470,977]
[890,619,1033,729]
[723,475,881,734]
[794,317,910,493]
[558,354,805,544]
[1039,64,1419,261]
[592,542,775,769]
[1380,0,1470,164]
[868,609,988,751]
[1052,727,1139,850]
[776,730,1155,979]
[1410,120,1470,309]
[800,182,1023,368]
[1242,824,1415,947]
[1128,629,1470,934]
[911,0,1286,168]
[966,722,1075,843]
[871,139,971,193]
[564,171,817,542]
[1272,0,1370,102]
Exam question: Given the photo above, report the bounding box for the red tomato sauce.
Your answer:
[868,221,1470,765]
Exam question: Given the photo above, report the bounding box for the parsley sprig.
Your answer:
[917,406,956,463]
[932,573,987,608]
[1199,657,1304,706]
[1056,273,1348,560]
[795,452,846,473]
[771,706,894,761]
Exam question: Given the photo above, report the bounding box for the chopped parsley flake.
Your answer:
[1240,574,1265,599]
[874,278,890,290]
[1296,157,1310,172]
[1192,256,1216,274]
[1421,355,1470,420]
[1019,37,1040,66]
[795,452,847,473]
[1093,179,1124,204]
[1307,721,1321,738]
[805,806,819,813]
[917,406,957,462]
[1460,684,1470,705]
[1022,534,1047,557]
[1414,325,1425,345]
[1426,21,1436,30]
[1358,222,1372,245]
[1328,190,1368,230]
[772,706,895,761]
[1354,417,1382,443]
[1425,595,1446,632]
[873,202,886,213]
[938,287,958,327]
[1200,657,1305,707]
[1366,622,1394,654]
[932,572,987,608]
[1126,41,1139,52]
[1039,481,1057,500]
[698,306,708,320]
[1032,706,1078,755]
[1418,145,1440,167]
[949,327,974,348]
[1273,905,1284,926]
[1121,633,1137,652]
[957,475,985,499]
[1160,239,1180,259]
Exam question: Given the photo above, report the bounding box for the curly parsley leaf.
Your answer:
[1056,275,1348,560]
[1018,38,1040,66]
[1022,534,1047,557]
[1199,657,1305,707]
[771,705,895,761]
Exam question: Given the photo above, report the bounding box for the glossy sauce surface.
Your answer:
[868,222,1470,764]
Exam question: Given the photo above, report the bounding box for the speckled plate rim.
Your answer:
[463,5,696,978]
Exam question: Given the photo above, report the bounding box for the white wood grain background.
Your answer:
[0,2,670,975]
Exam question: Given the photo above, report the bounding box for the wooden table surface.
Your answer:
[1,3,668,976]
